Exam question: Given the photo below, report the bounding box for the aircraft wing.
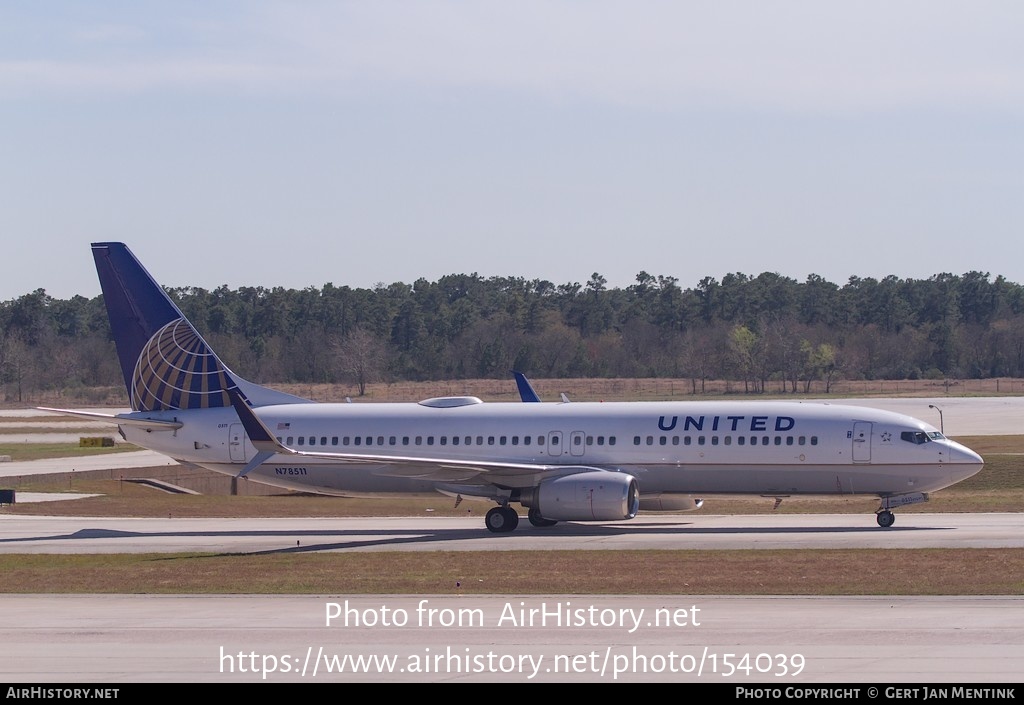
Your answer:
[225,385,578,479]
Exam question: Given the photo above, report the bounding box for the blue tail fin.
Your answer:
[92,242,306,411]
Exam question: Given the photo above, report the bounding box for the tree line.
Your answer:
[2,269,1024,401]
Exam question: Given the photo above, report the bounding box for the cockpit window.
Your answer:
[900,431,930,445]
[928,431,945,440]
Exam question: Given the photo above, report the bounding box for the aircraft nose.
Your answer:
[954,443,983,465]
[947,441,984,480]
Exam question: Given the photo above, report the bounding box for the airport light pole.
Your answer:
[928,404,944,434]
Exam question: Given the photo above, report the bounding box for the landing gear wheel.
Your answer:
[876,510,895,528]
[485,506,519,533]
[528,507,558,528]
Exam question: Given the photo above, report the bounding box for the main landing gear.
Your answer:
[484,505,560,532]
[876,510,895,528]
[485,505,519,533]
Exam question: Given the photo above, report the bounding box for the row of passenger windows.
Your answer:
[634,435,819,447]
[274,432,817,449]
[276,434,619,448]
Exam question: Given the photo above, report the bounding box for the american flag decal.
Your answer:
[277,422,290,430]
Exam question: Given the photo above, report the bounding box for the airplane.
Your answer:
[43,242,984,533]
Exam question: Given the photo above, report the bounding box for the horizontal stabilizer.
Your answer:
[37,407,183,431]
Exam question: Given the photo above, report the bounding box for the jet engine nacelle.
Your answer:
[535,471,639,521]
[639,494,704,512]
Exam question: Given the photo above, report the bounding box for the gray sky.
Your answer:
[2,1,1022,300]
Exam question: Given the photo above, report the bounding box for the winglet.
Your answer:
[512,371,541,402]
[226,384,290,455]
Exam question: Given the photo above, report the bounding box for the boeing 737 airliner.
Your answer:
[44,243,984,532]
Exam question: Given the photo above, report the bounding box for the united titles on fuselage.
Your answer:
[657,415,796,433]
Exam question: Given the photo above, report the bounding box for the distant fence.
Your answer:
[276,377,1024,403]
[13,377,1024,408]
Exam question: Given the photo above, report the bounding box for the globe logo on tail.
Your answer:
[130,318,231,411]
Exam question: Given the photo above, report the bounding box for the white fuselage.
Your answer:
[119,399,983,500]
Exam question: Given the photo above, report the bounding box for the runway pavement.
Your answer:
[1,512,1022,554]
[0,449,177,479]
[1,594,1021,683]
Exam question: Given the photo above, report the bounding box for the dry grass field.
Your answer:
[0,549,1022,595]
